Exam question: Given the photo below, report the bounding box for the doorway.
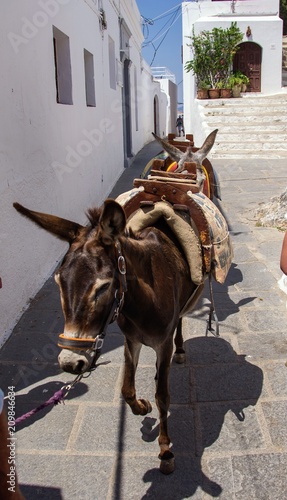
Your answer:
[153,95,159,135]
[233,42,262,92]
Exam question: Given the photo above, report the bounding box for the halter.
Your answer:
[57,240,127,368]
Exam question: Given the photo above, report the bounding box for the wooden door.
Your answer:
[233,42,262,92]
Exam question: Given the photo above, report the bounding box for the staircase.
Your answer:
[198,93,287,159]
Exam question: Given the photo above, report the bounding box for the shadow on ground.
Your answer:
[134,337,263,499]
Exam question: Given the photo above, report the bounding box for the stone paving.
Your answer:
[1,143,287,499]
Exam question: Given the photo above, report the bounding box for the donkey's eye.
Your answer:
[95,283,110,300]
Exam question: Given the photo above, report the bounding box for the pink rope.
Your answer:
[15,388,65,426]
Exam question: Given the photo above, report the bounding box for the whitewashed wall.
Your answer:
[182,0,283,141]
[0,0,172,345]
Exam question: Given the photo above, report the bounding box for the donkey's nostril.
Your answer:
[75,359,87,373]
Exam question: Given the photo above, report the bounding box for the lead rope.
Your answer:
[12,373,85,427]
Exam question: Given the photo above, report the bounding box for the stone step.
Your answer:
[203,106,287,115]
[211,150,287,159]
[201,96,287,108]
[214,140,287,151]
[199,91,287,159]
[205,115,287,125]
[216,133,287,143]
[213,124,287,133]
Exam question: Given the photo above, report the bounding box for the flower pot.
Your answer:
[232,84,241,98]
[220,88,232,98]
[208,88,220,99]
[241,83,247,93]
[197,88,209,99]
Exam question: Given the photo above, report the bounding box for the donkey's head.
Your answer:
[152,129,218,187]
[14,200,126,374]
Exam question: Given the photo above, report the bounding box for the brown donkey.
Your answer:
[14,198,205,474]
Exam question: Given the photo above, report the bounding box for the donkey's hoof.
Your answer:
[159,451,175,474]
[138,399,152,415]
[174,351,185,364]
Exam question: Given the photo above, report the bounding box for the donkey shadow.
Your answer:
[140,336,263,499]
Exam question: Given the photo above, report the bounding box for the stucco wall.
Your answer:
[0,0,172,345]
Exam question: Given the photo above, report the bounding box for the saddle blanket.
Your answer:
[116,188,233,285]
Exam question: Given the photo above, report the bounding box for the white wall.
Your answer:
[182,0,283,141]
[0,0,171,346]
[155,79,178,136]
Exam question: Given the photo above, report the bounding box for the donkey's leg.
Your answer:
[122,338,152,416]
[173,318,186,364]
[155,338,175,474]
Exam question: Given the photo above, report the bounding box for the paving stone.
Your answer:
[71,401,168,457]
[202,456,234,499]
[232,262,278,291]
[232,453,287,499]
[264,361,287,397]
[193,361,263,403]
[0,331,61,363]
[261,400,287,447]
[237,331,287,360]
[184,336,241,367]
[232,244,258,263]
[0,362,62,393]
[198,404,265,454]
[66,365,121,403]
[119,455,204,500]
[17,454,114,500]
[15,403,79,451]
[243,307,287,333]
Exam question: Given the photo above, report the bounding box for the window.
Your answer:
[84,49,96,107]
[108,36,116,90]
[53,26,73,105]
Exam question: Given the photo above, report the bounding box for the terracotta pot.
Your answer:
[220,88,232,98]
[208,88,220,99]
[197,88,209,99]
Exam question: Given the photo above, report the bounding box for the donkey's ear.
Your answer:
[99,199,126,245]
[13,203,83,243]
[152,132,184,164]
[192,129,218,164]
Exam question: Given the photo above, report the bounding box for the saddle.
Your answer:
[116,163,233,288]
[141,137,217,200]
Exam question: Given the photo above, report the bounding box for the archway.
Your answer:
[233,42,262,92]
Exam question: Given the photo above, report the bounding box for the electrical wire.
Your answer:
[140,4,182,66]
[149,7,181,66]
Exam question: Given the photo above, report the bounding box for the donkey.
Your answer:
[152,129,218,191]
[13,130,219,474]
[14,199,204,473]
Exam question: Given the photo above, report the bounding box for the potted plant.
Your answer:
[215,80,232,98]
[185,23,244,101]
[197,80,211,99]
[228,74,242,98]
[209,81,221,99]
[240,73,250,92]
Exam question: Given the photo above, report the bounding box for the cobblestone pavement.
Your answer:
[1,143,287,499]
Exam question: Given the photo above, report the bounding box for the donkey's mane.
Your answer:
[86,207,102,228]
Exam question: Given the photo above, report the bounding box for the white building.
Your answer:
[182,0,283,139]
[0,0,176,346]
